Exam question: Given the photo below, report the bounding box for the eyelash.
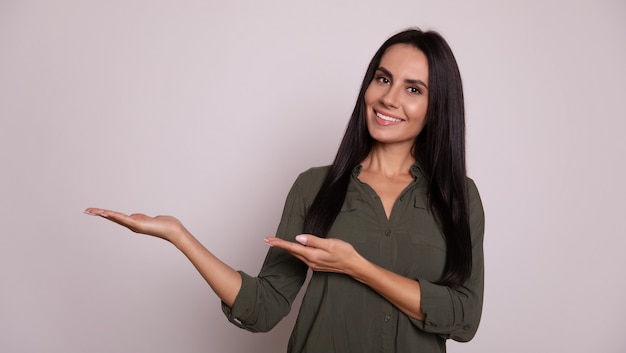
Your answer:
[375,76,422,95]
[376,76,390,84]
[408,86,422,95]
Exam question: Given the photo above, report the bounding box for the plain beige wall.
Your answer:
[1,0,625,352]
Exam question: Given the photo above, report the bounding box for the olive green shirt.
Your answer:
[222,164,485,353]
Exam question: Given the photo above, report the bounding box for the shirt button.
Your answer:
[384,315,390,323]
[384,230,391,236]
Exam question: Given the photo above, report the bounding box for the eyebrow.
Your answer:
[377,66,429,89]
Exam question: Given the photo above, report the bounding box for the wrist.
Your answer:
[346,252,371,280]
[169,227,194,249]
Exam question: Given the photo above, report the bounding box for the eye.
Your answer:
[407,86,423,95]
[376,76,390,84]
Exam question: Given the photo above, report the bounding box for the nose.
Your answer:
[380,85,400,108]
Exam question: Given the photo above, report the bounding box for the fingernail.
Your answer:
[295,234,308,245]
[263,238,273,247]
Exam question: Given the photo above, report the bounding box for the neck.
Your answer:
[361,143,416,177]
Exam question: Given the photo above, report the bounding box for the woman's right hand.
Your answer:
[84,208,187,243]
[85,207,243,306]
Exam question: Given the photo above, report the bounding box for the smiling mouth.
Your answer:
[376,111,404,123]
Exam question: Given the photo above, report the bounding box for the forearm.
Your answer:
[348,255,424,321]
[171,230,242,307]
[265,234,426,320]
[83,208,244,307]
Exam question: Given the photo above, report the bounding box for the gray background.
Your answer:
[1,0,624,352]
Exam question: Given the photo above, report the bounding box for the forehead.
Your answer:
[379,44,429,81]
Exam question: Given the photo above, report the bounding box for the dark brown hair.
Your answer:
[304,28,472,286]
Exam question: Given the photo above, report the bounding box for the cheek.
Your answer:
[407,101,428,122]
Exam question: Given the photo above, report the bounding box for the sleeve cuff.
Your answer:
[413,279,474,339]
[221,271,258,330]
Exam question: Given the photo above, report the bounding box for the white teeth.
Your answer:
[376,112,402,122]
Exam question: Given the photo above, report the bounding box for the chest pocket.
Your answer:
[402,194,447,281]
[409,195,446,249]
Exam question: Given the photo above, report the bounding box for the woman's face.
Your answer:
[364,43,429,148]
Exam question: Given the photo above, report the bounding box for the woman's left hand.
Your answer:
[264,234,362,275]
[267,234,425,320]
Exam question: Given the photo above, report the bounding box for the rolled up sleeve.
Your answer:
[412,178,485,342]
[221,173,312,332]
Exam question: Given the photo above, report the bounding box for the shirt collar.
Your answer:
[410,162,425,179]
[352,162,424,180]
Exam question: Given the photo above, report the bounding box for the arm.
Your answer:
[221,174,312,332]
[85,168,323,333]
[266,178,485,341]
[83,209,242,307]
[412,179,485,341]
[264,234,425,320]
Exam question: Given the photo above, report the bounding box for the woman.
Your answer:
[85,28,484,353]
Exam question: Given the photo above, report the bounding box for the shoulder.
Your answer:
[294,165,330,193]
[295,165,331,186]
[465,176,485,238]
[465,177,483,207]
[297,165,331,180]
[465,177,481,200]
[285,166,331,205]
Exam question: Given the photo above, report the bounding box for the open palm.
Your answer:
[84,208,186,242]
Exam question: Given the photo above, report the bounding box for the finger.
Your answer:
[84,208,110,216]
[264,236,298,250]
[265,237,312,257]
[85,208,145,232]
[84,208,132,218]
[85,208,146,221]
[265,237,317,266]
[295,234,328,250]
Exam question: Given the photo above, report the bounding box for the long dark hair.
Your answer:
[304,28,472,286]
